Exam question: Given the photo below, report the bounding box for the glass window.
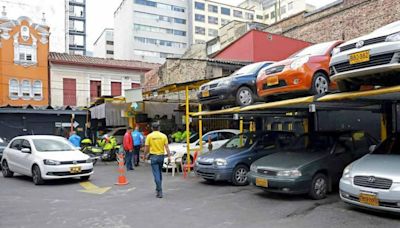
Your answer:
[245,12,254,20]
[232,62,267,76]
[281,6,287,15]
[195,2,205,10]
[174,30,186,36]
[208,4,218,13]
[224,134,255,149]
[106,40,114,45]
[195,14,205,22]
[208,16,218,25]
[9,79,19,99]
[288,2,293,11]
[17,45,36,63]
[373,136,400,155]
[221,7,230,15]
[174,18,186,24]
[233,10,242,18]
[32,80,42,100]
[33,138,76,152]
[219,132,235,140]
[202,133,218,142]
[21,80,31,99]
[10,139,21,150]
[195,26,205,35]
[172,6,185,12]
[264,14,269,19]
[106,50,114,54]
[195,39,205,44]
[256,15,263,20]
[208,28,218,37]
[271,11,276,19]
[21,140,31,150]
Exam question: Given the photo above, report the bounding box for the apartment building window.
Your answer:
[208,16,218,25]
[160,52,173,58]
[208,28,218,37]
[174,30,186,36]
[288,2,293,11]
[135,37,187,48]
[32,80,43,100]
[195,39,205,44]
[195,26,205,35]
[271,11,276,19]
[111,82,122,97]
[174,18,186,24]
[134,24,186,36]
[134,0,185,13]
[134,50,159,57]
[135,11,186,25]
[264,14,269,19]
[233,10,243,18]
[106,40,114,45]
[21,80,31,100]
[195,2,205,10]
[195,14,205,22]
[208,4,218,13]
[221,7,230,16]
[221,19,230,26]
[9,79,19,99]
[256,15,263,20]
[245,12,254,20]
[16,45,37,64]
[106,50,114,55]
[172,6,185,12]
[281,6,287,15]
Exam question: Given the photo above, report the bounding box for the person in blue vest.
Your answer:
[69,131,81,148]
[131,125,144,166]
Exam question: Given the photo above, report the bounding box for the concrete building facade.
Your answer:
[66,0,87,55]
[261,0,315,24]
[93,28,114,59]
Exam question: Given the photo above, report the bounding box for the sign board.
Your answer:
[55,121,79,128]
[125,88,143,103]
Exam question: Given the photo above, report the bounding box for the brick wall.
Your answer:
[265,0,400,43]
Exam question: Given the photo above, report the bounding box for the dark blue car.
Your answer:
[197,61,274,110]
[195,131,295,186]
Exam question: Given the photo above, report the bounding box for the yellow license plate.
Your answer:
[256,177,268,187]
[359,193,379,206]
[70,166,82,174]
[267,76,279,86]
[349,50,370,64]
[202,90,210,97]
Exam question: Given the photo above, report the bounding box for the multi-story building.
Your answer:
[261,0,315,24]
[0,14,50,107]
[66,0,87,55]
[114,0,189,63]
[93,28,114,59]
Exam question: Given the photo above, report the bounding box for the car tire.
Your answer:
[236,86,254,106]
[337,80,361,92]
[232,164,249,186]
[80,175,90,181]
[309,173,328,200]
[1,160,14,178]
[311,72,329,95]
[32,165,44,185]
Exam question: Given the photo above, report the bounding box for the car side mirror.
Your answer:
[21,148,31,153]
[369,145,376,153]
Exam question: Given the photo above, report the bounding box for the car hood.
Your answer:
[350,154,400,182]
[199,147,249,161]
[253,151,327,170]
[36,151,90,161]
[339,21,400,48]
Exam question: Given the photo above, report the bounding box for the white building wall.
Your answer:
[50,64,141,107]
[93,29,114,58]
[114,0,134,61]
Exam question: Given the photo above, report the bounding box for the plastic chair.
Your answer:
[166,157,181,176]
[181,151,199,178]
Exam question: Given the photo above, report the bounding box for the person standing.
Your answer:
[69,131,81,148]
[144,123,171,198]
[132,125,144,167]
[123,127,134,171]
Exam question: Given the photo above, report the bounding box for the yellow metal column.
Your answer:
[381,114,387,141]
[239,117,243,146]
[185,86,191,171]
[198,104,203,154]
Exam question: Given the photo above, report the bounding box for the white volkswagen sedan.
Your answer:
[1,135,93,185]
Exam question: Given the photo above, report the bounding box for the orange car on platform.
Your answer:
[256,40,343,99]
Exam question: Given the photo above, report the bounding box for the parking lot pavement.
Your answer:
[0,162,398,228]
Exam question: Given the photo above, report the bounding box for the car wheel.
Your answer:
[1,160,14,178]
[309,173,328,200]
[32,165,44,185]
[80,175,90,181]
[232,165,249,186]
[311,72,329,95]
[337,80,361,92]
[236,87,254,106]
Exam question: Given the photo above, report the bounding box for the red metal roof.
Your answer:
[49,52,160,71]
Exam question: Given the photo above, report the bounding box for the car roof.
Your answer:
[206,129,241,134]
[11,135,66,140]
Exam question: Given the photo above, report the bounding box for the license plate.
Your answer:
[349,50,370,64]
[202,90,210,97]
[255,177,268,187]
[266,76,279,86]
[359,193,379,206]
[70,166,82,174]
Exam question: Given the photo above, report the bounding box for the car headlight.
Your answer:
[214,158,227,166]
[386,32,400,42]
[331,47,340,56]
[276,170,302,177]
[43,159,61,166]
[250,164,257,172]
[342,164,352,178]
[217,79,232,87]
[290,56,310,69]
[262,65,285,76]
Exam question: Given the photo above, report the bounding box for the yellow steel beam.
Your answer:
[239,96,315,112]
[198,104,203,155]
[317,85,400,102]
[185,86,191,172]
[192,107,241,117]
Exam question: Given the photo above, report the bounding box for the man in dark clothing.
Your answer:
[123,127,134,171]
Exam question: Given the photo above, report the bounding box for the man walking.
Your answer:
[144,123,171,198]
[123,127,134,171]
[132,125,144,166]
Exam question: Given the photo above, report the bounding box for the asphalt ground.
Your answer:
[0,161,399,228]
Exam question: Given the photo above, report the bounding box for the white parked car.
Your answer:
[1,135,94,185]
[164,129,241,168]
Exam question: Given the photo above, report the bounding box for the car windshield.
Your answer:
[232,62,265,76]
[223,133,256,149]
[287,134,335,152]
[372,136,400,155]
[290,41,335,58]
[33,138,76,152]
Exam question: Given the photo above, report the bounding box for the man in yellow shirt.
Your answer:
[144,122,171,198]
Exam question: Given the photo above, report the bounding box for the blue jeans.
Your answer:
[150,155,164,192]
[125,151,134,170]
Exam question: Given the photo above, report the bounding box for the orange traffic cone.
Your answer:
[115,152,129,185]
